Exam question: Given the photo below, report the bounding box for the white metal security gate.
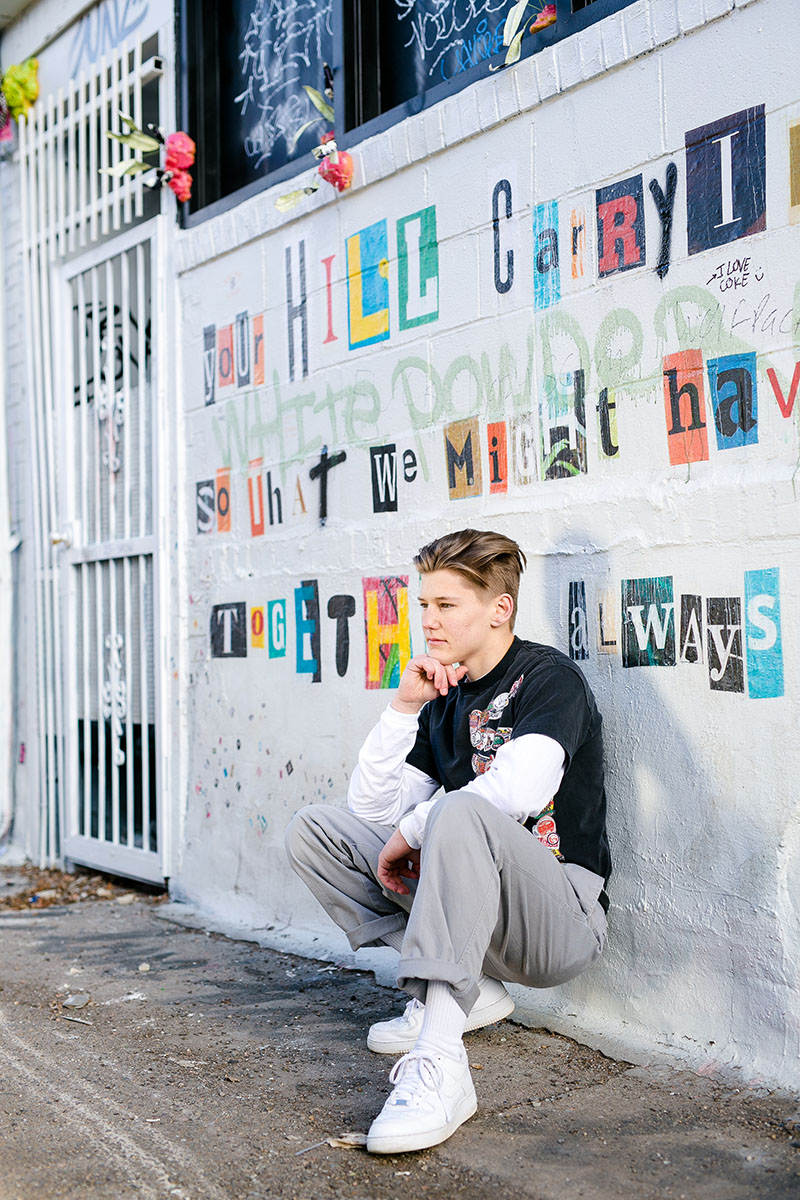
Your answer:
[18,33,168,883]
[58,224,163,882]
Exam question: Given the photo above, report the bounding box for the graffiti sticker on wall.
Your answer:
[744,568,783,699]
[706,596,744,693]
[662,351,709,466]
[211,602,247,658]
[533,200,561,310]
[397,206,439,330]
[596,175,645,278]
[707,352,758,450]
[347,220,390,350]
[363,576,411,689]
[685,106,766,255]
[621,576,676,668]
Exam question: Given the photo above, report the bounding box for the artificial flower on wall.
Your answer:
[0,57,40,143]
[0,93,13,144]
[100,114,196,202]
[275,78,354,212]
[495,2,557,68]
[1,57,39,121]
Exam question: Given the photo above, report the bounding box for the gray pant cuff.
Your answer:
[347,913,407,952]
[396,956,480,1016]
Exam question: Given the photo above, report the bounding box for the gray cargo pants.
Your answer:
[284,790,607,1014]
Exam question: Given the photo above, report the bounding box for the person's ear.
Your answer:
[491,594,514,627]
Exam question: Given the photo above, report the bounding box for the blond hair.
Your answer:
[414,529,526,629]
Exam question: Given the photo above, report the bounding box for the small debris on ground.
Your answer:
[62,993,90,1009]
[0,863,166,910]
[326,1132,368,1149]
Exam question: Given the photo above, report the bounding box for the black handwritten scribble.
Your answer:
[235,0,333,171]
[394,0,508,82]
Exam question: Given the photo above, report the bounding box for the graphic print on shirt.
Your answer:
[531,798,563,860]
[469,672,562,860]
[468,673,524,774]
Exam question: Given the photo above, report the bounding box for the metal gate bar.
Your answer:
[136,241,152,853]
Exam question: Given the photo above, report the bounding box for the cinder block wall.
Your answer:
[169,0,797,1089]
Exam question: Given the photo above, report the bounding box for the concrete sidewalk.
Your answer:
[1,862,798,1200]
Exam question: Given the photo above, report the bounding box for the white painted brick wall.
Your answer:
[600,11,629,69]
[491,65,522,124]
[577,19,606,80]
[677,0,708,34]
[554,30,584,93]
[534,44,561,99]
[648,0,682,44]
[622,2,655,57]
[703,0,734,19]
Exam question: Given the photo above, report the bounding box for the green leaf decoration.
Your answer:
[275,176,322,211]
[503,0,529,47]
[99,159,152,178]
[275,191,305,212]
[504,28,525,65]
[108,129,161,152]
[303,85,334,123]
[288,117,323,155]
[118,112,139,131]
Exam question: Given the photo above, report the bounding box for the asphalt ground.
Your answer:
[1,861,798,1200]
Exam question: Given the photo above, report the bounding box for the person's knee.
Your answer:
[283,804,318,866]
[426,789,489,838]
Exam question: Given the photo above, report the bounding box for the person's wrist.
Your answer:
[390,697,424,715]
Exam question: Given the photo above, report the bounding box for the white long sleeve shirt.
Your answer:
[347,703,565,849]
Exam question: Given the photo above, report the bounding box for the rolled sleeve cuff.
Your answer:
[398,811,423,850]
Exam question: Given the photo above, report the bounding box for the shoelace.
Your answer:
[399,997,424,1026]
[387,1053,444,1105]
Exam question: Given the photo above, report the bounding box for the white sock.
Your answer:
[413,980,468,1060]
[380,928,405,953]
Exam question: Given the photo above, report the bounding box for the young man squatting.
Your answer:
[285,528,611,1155]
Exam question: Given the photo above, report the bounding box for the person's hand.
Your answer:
[390,655,468,715]
[377,829,421,895]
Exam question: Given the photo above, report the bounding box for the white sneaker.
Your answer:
[367,977,514,1054]
[366,1050,477,1155]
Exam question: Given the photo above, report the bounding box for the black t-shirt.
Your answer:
[405,637,612,886]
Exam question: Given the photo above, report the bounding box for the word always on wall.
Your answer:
[210,567,783,700]
[568,567,784,699]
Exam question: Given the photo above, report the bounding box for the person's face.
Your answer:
[418,569,511,670]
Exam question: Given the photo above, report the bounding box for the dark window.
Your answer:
[180,0,638,223]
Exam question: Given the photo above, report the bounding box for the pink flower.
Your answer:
[530,4,557,32]
[165,131,196,171]
[317,150,354,193]
[0,96,12,143]
[167,168,193,202]
[319,130,335,145]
